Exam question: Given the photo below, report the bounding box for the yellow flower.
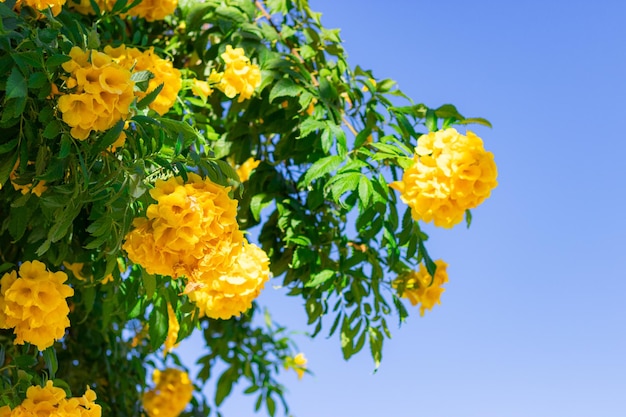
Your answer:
[163,304,179,355]
[9,381,101,417]
[9,160,47,197]
[216,45,261,102]
[188,242,270,320]
[104,45,182,115]
[191,79,212,99]
[0,261,74,350]
[284,353,307,379]
[58,47,135,140]
[236,157,261,183]
[126,0,178,21]
[142,369,193,417]
[63,262,89,281]
[393,260,448,316]
[390,128,498,228]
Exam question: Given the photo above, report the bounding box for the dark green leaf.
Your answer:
[269,78,302,103]
[6,67,27,100]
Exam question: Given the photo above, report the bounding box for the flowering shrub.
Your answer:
[0,261,73,350]
[142,368,193,417]
[390,128,498,228]
[0,0,497,415]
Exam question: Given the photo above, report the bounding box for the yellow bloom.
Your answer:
[123,173,241,279]
[390,128,498,228]
[104,45,182,115]
[163,304,179,355]
[284,353,307,379]
[191,79,213,99]
[188,242,270,320]
[126,0,178,21]
[216,45,261,102]
[0,261,74,350]
[63,262,89,281]
[142,369,193,417]
[58,47,134,140]
[9,381,101,417]
[236,157,261,183]
[9,161,47,197]
[393,260,448,316]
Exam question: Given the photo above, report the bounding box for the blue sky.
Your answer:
[179,1,626,416]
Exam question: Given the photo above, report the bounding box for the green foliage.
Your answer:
[0,0,492,415]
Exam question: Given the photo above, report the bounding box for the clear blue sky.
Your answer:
[179,1,626,416]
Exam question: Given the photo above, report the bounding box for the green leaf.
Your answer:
[6,67,27,100]
[465,209,473,228]
[250,193,273,222]
[215,367,235,406]
[142,270,156,299]
[357,176,373,206]
[299,154,343,186]
[92,120,124,154]
[42,120,62,139]
[42,347,58,378]
[148,298,168,350]
[137,83,163,108]
[305,269,335,288]
[46,54,71,70]
[157,118,201,142]
[458,117,493,128]
[269,78,302,103]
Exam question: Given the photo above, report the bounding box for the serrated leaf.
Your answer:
[6,67,27,100]
[269,78,302,103]
[300,154,343,186]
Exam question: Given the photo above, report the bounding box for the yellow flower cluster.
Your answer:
[2,0,66,16]
[123,173,270,319]
[58,47,135,140]
[142,368,192,417]
[123,173,242,278]
[0,261,74,350]
[217,45,262,102]
[188,241,270,320]
[1,381,101,417]
[390,128,498,228]
[284,353,308,380]
[105,45,182,115]
[126,0,178,22]
[393,260,448,316]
